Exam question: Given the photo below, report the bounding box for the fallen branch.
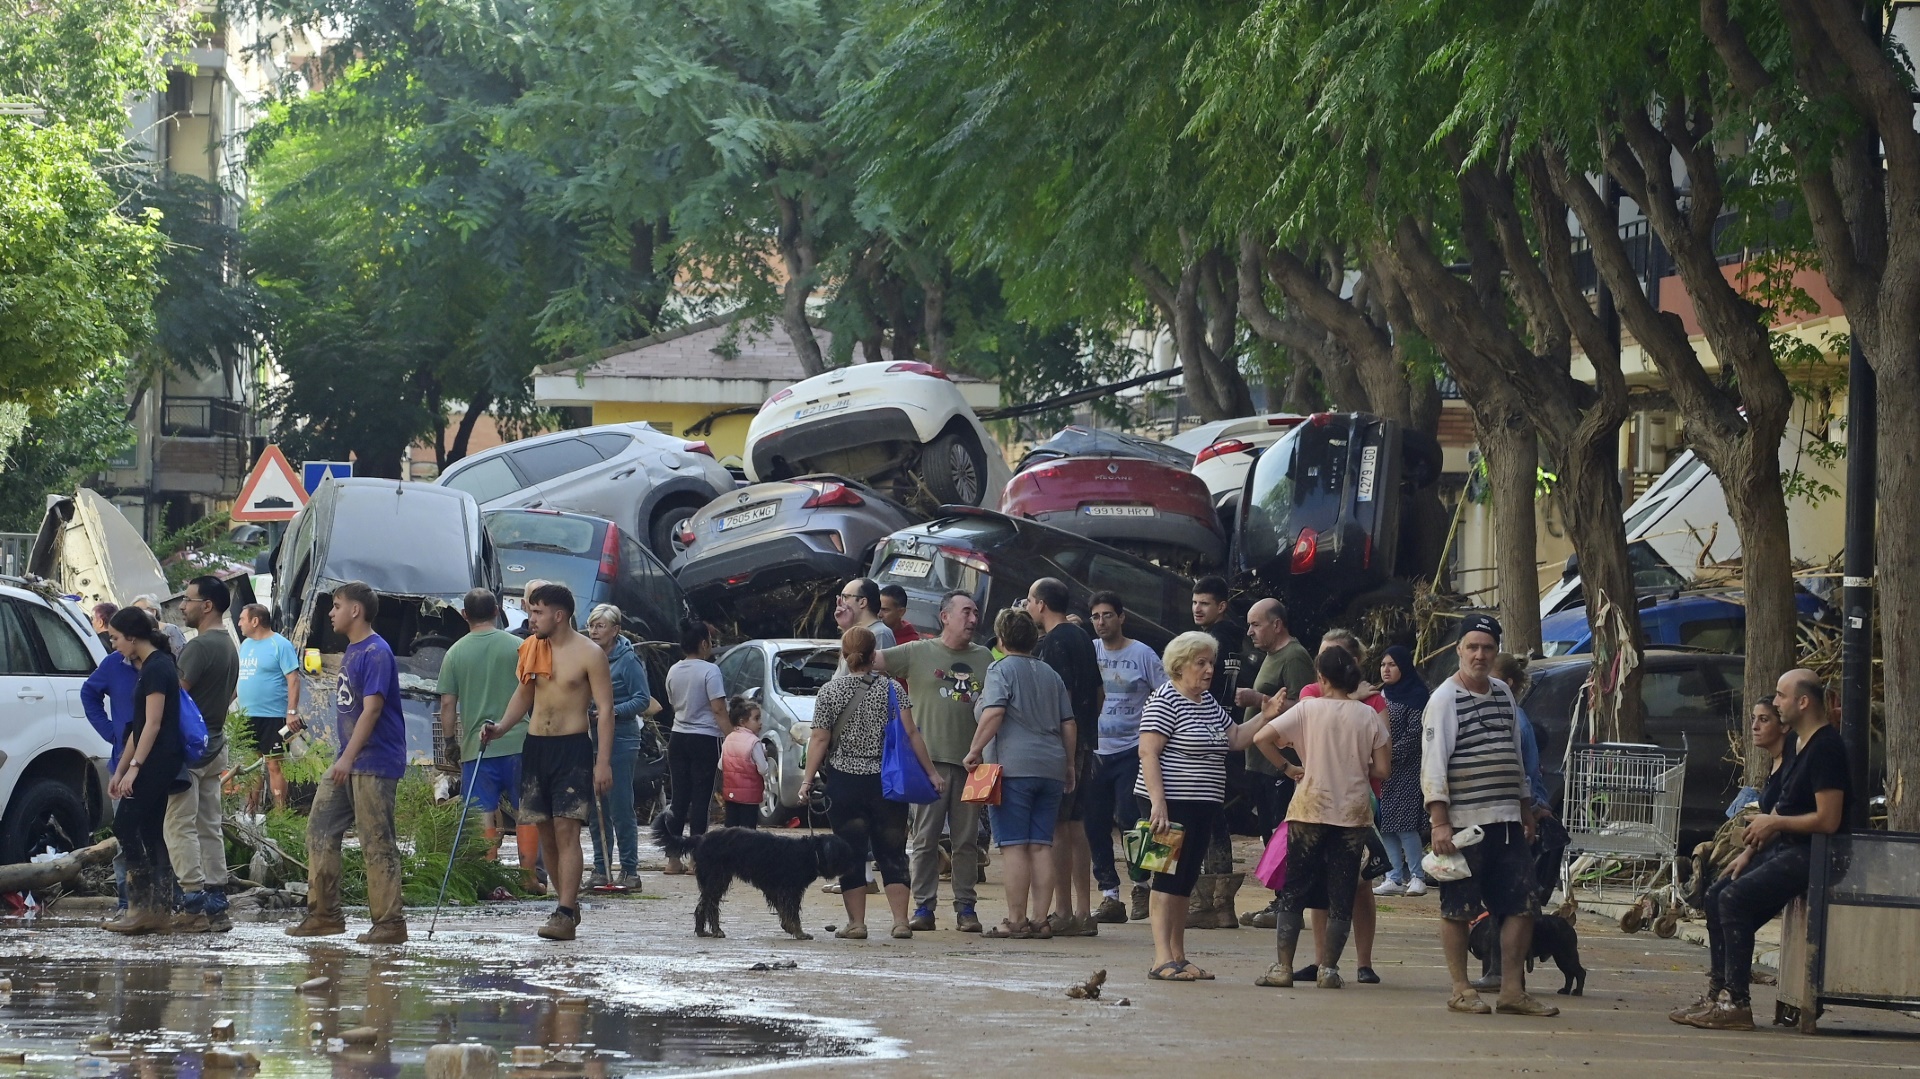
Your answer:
[0,838,118,893]
[224,815,307,873]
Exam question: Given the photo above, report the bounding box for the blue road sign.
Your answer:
[302,461,353,494]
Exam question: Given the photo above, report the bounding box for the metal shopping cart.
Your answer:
[1559,738,1689,931]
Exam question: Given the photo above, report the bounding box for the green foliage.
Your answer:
[0,363,135,530]
[152,510,262,590]
[339,772,521,906]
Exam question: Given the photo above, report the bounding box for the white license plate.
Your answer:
[889,557,933,578]
[503,595,524,611]
[1357,446,1380,503]
[794,398,851,420]
[1084,505,1156,517]
[718,504,778,531]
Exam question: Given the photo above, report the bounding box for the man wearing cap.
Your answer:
[1420,613,1557,1018]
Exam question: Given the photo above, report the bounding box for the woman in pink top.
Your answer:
[1249,645,1389,989]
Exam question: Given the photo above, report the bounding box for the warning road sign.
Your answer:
[232,446,308,522]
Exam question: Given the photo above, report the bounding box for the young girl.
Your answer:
[720,697,769,828]
[104,607,189,935]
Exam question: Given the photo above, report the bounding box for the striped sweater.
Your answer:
[1419,675,1529,828]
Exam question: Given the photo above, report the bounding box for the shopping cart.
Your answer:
[1559,738,1688,925]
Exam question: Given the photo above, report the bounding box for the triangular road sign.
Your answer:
[232,445,309,522]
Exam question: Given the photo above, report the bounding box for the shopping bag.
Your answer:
[1123,819,1185,875]
[1253,821,1290,891]
[961,763,1003,805]
[880,682,940,803]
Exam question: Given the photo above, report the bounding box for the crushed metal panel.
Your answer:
[29,489,169,606]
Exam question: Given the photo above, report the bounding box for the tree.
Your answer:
[0,369,136,531]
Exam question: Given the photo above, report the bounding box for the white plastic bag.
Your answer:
[1420,824,1486,882]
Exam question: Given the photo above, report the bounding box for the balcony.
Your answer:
[161,395,251,439]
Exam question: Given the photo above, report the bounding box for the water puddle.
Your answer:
[0,951,863,1078]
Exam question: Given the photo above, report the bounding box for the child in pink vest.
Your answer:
[721,697,769,828]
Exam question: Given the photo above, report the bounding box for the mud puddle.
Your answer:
[0,950,862,1078]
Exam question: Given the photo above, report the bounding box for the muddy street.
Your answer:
[3,836,1916,1078]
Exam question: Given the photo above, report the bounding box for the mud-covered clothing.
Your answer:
[518,731,595,823]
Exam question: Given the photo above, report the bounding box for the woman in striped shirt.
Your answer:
[1136,630,1283,981]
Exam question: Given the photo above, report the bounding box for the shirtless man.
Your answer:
[481,582,614,940]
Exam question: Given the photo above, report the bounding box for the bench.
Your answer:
[1773,830,1920,1032]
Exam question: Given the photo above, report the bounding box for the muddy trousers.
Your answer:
[164,747,229,895]
[306,774,405,930]
[115,783,173,911]
[1706,842,1809,1006]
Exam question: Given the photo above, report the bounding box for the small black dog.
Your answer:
[651,810,858,940]
[1467,911,1587,996]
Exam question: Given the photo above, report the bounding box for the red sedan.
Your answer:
[999,455,1226,573]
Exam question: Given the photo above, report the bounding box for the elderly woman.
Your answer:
[1137,630,1282,981]
[802,625,944,940]
[585,603,651,891]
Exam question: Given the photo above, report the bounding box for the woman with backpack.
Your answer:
[103,607,191,935]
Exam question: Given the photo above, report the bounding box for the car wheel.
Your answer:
[649,505,699,563]
[758,744,792,827]
[923,429,987,506]
[0,777,92,865]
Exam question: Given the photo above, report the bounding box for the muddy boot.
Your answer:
[1129,884,1151,922]
[1095,895,1128,923]
[538,908,579,941]
[106,872,170,936]
[357,920,409,945]
[285,914,347,937]
[172,888,210,933]
[1210,872,1244,929]
[1185,875,1216,929]
[205,885,233,932]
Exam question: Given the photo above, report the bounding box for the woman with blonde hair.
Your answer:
[584,603,651,891]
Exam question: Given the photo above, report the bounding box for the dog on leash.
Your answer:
[1467,910,1587,996]
[651,810,859,940]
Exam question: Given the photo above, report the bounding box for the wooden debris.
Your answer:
[1066,969,1108,1000]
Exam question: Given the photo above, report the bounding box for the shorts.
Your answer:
[249,715,288,757]
[1440,821,1537,921]
[464,754,521,814]
[989,776,1064,847]
[1056,745,1095,823]
[518,732,594,824]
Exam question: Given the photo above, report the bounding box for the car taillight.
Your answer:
[1195,439,1253,465]
[599,526,620,582]
[683,440,714,457]
[1290,527,1319,574]
[801,482,865,509]
[677,527,696,546]
[937,544,990,574]
[1309,412,1333,426]
[886,361,952,381]
[767,388,794,407]
[1268,416,1305,427]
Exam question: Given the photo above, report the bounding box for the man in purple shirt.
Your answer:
[288,581,409,944]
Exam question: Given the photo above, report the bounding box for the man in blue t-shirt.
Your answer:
[236,603,303,813]
[288,581,409,945]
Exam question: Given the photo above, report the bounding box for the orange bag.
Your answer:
[961,763,1004,805]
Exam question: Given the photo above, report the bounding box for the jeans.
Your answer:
[306,773,404,930]
[1707,841,1811,1005]
[163,746,229,895]
[1082,749,1147,892]
[909,761,984,910]
[666,730,721,841]
[589,718,643,876]
[1382,829,1426,884]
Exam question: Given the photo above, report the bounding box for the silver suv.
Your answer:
[0,578,111,865]
[437,423,735,562]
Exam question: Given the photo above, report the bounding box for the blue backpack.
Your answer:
[177,687,210,764]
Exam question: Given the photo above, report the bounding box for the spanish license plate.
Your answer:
[889,557,933,578]
[794,398,851,420]
[718,503,778,531]
[1084,505,1156,517]
[1357,445,1380,503]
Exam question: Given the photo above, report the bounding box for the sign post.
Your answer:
[232,446,308,522]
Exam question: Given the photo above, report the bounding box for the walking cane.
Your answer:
[428,736,490,940]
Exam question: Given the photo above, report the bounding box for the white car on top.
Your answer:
[1166,412,1307,512]
[744,361,1010,510]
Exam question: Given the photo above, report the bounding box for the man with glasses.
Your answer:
[169,575,238,933]
[834,578,894,674]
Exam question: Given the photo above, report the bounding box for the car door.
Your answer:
[19,601,100,733]
[0,599,58,781]
[1638,658,1741,843]
[718,644,767,701]
[509,437,621,518]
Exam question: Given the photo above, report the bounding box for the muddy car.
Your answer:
[29,488,171,608]
[1014,425,1195,473]
[1000,455,1225,574]
[272,479,501,766]
[673,476,919,637]
[485,508,688,641]
[1232,411,1444,636]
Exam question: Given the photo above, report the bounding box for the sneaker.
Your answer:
[908,905,935,931]
[1669,993,1723,1024]
[357,922,409,945]
[955,906,983,933]
[1254,964,1294,987]
[1470,973,1503,992]
[1075,914,1099,937]
[171,911,211,934]
[1317,966,1344,989]
[286,915,347,937]
[615,873,643,891]
[1293,964,1319,982]
[207,909,233,933]
[1684,1001,1754,1031]
[1094,896,1128,924]
[1129,884,1151,922]
[1495,993,1561,1017]
[1372,879,1407,896]
[822,882,844,894]
[1404,877,1429,897]
[537,910,579,941]
[587,872,610,891]
[104,908,170,935]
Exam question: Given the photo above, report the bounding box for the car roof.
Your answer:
[484,507,614,527]
[1526,648,1744,676]
[1165,413,1306,452]
[445,422,670,470]
[733,638,841,650]
[305,479,487,597]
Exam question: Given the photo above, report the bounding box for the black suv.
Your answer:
[1232,412,1443,636]
[869,508,1191,652]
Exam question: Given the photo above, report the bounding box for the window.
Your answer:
[581,432,634,459]
[0,602,40,675]
[1642,667,1719,720]
[487,513,600,555]
[507,438,603,485]
[1679,617,1743,653]
[1081,554,1167,626]
[718,646,764,698]
[24,603,94,674]
[773,647,839,697]
[443,457,525,504]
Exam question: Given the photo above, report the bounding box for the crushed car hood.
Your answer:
[29,489,170,606]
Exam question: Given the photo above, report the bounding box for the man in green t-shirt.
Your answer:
[877,589,994,933]
[438,588,540,889]
[1235,597,1317,926]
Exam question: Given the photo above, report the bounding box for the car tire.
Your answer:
[0,776,93,866]
[923,428,988,507]
[649,504,700,563]
[759,744,794,828]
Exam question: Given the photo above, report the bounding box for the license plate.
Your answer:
[503,595,523,611]
[718,503,778,531]
[794,398,851,420]
[1084,505,1156,517]
[889,557,933,578]
[1357,446,1379,503]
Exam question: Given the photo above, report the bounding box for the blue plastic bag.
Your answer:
[880,681,939,803]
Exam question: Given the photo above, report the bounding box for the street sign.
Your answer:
[302,460,353,494]
[232,446,308,522]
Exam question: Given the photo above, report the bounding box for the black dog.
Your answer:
[1467,911,1587,996]
[651,810,858,940]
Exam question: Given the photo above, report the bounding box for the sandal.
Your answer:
[1175,960,1215,981]
[1148,961,1201,981]
[834,924,868,939]
[890,923,913,939]
[983,919,1030,939]
[1030,918,1054,940]
[1448,991,1493,1014]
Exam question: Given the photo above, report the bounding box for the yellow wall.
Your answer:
[591,402,756,466]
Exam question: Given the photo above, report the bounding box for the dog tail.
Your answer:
[651,809,702,861]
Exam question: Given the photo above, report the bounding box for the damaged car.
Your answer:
[272,479,501,767]
[485,508,688,641]
[1000,453,1225,574]
[29,489,171,608]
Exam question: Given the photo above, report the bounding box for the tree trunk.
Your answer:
[446,390,492,466]
[0,837,116,892]
[923,276,949,364]
[1881,365,1920,826]
[775,193,827,377]
[1723,456,1798,784]
[1475,396,1542,655]
[1555,434,1646,742]
[1134,251,1254,421]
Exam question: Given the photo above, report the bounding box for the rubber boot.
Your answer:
[1185,874,1217,929]
[1210,871,1244,929]
[1129,884,1151,922]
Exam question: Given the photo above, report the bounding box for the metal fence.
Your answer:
[0,533,34,577]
